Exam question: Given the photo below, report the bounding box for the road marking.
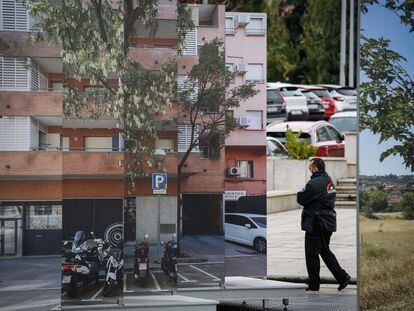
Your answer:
[123,273,127,293]
[149,271,161,291]
[49,305,61,311]
[81,285,103,301]
[189,265,221,281]
[177,273,197,283]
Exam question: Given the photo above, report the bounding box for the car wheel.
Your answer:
[254,237,266,254]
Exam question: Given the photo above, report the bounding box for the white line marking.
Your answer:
[123,274,127,293]
[83,285,103,301]
[49,305,61,311]
[189,265,221,281]
[149,271,161,291]
[177,273,197,283]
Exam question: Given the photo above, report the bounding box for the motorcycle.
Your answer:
[61,231,102,298]
[161,234,178,284]
[102,240,123,297]
[134,234,149,287]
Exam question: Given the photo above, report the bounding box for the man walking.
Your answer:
[297,158,350,291]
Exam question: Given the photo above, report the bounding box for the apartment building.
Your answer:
[223,12,267,213]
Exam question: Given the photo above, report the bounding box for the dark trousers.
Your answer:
[305,228,348,289]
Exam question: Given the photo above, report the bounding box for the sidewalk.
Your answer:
[267,208,357,280]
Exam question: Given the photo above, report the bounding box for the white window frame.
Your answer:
[246,110,263,130]
[182,27,197,56]
[178,124,199,153]
[246,63,264,83]
[245,17,265,35]
[225,16,235,34]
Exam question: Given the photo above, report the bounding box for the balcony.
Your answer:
[0,32,61,57]
[63,151,124,178]
[0,91,63,116]
[0,151,62,179]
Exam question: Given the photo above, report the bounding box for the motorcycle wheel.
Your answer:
[102,279,115,297]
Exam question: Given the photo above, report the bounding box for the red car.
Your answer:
[297,85,336,120]
[266,121,345,157]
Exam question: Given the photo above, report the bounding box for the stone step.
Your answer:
[337,178,357,184]
[335,185,357,191]
[335,201,356,208]
[336,193,357,201]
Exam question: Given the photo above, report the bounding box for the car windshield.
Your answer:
[268,131,312,145]
[336,88,357,96]
[310,89,331,98]
[267,139,289,156]
[251,217,267,228]
[267,90,283,105]
[330,117,357,132]
[279,87,302,97]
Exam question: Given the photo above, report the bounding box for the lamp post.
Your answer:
[154,148,166,263]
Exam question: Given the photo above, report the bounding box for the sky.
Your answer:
[359,4,414,176]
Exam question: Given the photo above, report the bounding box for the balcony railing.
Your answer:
[0,91,63,116]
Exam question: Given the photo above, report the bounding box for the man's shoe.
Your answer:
[305,286,319,291]
[338,274,351,291]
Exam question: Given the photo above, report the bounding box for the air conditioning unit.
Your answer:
[237,13,250,28]
[228,166,241,176]
[235,63,247,75]
[236,116,251,127]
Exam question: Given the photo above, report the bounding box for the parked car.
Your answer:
[266,88,286,124]
[266,137,289,157]
[296,85,336,120]
[225,213,267,253]
[267,121,345,157]
[329,111,357,133]
[301,90,326,121]
[267,83,309,122]
[318,84,357,112]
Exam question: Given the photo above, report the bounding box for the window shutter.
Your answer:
[0,116,30,151]
[182,28,197,56]
[246,64,263,82]
[178,75,198,102]
[246,111,262,130]
[225,17,234,33]
[1,0,28,31]
[178,124,199,153]
[0,57,30,90]
[246,18,264,35]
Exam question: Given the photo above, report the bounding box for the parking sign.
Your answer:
[152,173,167,194]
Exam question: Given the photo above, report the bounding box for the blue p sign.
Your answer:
[152,173,167,194]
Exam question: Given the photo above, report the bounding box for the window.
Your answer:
[178,124,199,153]
[62,136,70,151]
[251,216,266,228]
[225,17,235,34]
[155,138,174,152]
[84,136,113,152]
[246,64,263,82]
[1,0,29,31]
[178,75,198,102]
[267,139,288,157]
[316,126,331,142]
[237,160,254,178]
[0,57,29,91]
[246,17,265,35]
[246,111,262,130]
[26,205,62,229]
[326,126,343,141]
[182,28,197,56]
[268,131,312,145]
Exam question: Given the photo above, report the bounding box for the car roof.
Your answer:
[225,213,266,218]
[267,121,328,132]
[267,82,297,89]
[330,111,357,118]
[292,84,326,90]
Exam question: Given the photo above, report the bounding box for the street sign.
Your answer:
[152,173,167,195]
[224,190,246,201]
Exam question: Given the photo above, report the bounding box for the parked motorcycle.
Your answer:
[102,240,123,297]
[134,234,149,287]
[161,234,178,284]
[61,231,102,298]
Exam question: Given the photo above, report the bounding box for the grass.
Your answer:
[360,216,414,310]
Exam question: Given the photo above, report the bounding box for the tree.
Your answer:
[366,189,389,212]
[284,129,317,159]
[176,38,258,242]
[208,0,267,12]
[400,192,414,220]
[29,0,194,188]
[361,1,414,171]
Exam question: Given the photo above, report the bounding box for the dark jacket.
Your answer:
[297,169,337,233]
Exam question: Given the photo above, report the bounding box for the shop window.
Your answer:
[26,205,62,229]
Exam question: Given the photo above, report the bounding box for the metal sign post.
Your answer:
[152,173,167,262]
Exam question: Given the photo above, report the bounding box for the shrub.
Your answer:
[367,190,389,212]
[285,129,318,160]
[400,192,414,220]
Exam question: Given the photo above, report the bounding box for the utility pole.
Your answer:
[349,0,355,87]
[340,0,347,86]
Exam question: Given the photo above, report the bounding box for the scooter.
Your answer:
[62,231,101,298]
[161,234,178,284]
[134,234,149,287]
[102,240,123,297]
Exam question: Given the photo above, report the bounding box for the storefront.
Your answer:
[0,202,62,256]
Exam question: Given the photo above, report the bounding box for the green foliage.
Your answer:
[400,192,414,220]
[363,189,389,213]
[284,129,317,159]
[177,38,258,165]
[360,36,414,171]
[363,243,389,259]
[209,0,267,12]
[362,205,376,219]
